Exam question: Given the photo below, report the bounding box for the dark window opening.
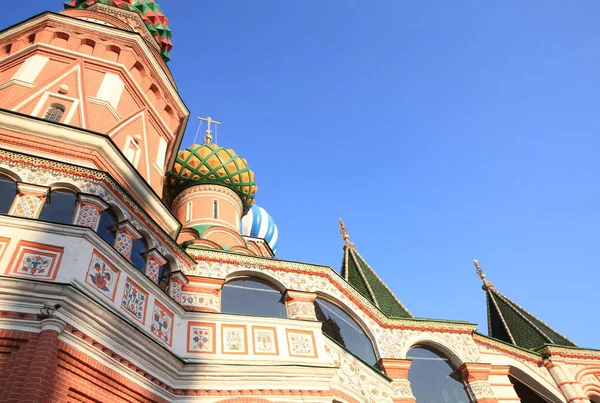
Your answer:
[97,208,118,247]
[407,347,472,403]
[221,277,286,318]
[0,175,17,214]
[130,237,148,273]
[314,297,377,365]
[38,189,77,224]
[213,199,218,219]
[509,375,551,403]
[158,263,171,294]
[44,103,65,122]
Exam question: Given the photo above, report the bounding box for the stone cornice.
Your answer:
[540,345,600,362]
[0,278,338,393]
[473,332,543,363]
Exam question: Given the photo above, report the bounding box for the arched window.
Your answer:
[97,208,118,246]
[314,298,377,365]
[213,199,218,219]
[130,237,148,273]
[509,375,552,403]
[0,174,17,214]
[44,103,65,122]
[221,277,286,318]
[407,346,471,403]
[185,201,192,222]
[590,395,600,403]
[38,188,77,224]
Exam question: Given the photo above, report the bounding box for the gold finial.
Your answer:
[473,259,494,290]
[198,116,221,144]
[339,218,354,247]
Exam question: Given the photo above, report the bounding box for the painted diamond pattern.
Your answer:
[115,232,133,258]
[13,195,41,217]
[150,302,173,346]
[145,258,160,283]
[75,204,100,228]
[171,281,182,303]
[120,279,148,324]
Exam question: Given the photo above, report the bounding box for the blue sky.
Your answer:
[3,1,599,349]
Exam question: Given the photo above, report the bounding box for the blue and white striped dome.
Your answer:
[240,205,279,254]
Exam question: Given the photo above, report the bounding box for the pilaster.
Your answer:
[9,183,49,218]
[458,362,497,403]
[18,318,66,403]
[181,276,224,312]
[145,248,167,284]
[170,271,188,304]
[74,194,109,230]
[377,358,415,403]
[114,221,142,261]
[285,290,317,320]
[545,359,591,403]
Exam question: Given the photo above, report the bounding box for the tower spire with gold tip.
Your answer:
[339,219,411,318]
[473,259,494,290]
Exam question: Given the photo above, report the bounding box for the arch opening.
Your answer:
[97,208,118,247]
[407,346,471,403]
[38,188,77,224]
[314,297,377,365]
[221,277,286,318]
[130,236,148,273]
[0,174,17,214]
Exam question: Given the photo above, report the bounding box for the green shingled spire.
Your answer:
[474,260,577,351]
[339,219,411,318]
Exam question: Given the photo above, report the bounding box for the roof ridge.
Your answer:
[347,247,380,308]
[349,247,413,318]
[486,289,517,345]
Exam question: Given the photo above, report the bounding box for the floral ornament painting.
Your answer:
[22,254,51,275]
[150,302,173,346]
[121,279,148,324]
[85,251,121,301]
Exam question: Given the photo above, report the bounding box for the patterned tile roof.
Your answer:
[339,220,411,318]
[485,282,577,350]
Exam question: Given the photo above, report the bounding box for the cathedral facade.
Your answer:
[0,2,598,403]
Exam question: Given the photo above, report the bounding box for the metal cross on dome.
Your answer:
[198,116,221,144]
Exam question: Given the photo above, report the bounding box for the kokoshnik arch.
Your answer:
[0,1,598,402]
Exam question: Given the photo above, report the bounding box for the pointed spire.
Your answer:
[473,259,494,290]
[475,259,577,350]
[339,218,354,248]
[339,219,411,318]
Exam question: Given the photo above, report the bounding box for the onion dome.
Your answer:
[64,0,173,61]
[164,144,257,212]
[241,205,279,253]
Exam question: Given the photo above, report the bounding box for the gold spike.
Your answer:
[339,218,355,248]
[473,259,494,290]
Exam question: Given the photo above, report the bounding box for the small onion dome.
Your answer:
[241,205,279,253]
[164,144,257,212]
[64,0,173,61]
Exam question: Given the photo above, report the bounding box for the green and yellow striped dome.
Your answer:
[164,144,257,211]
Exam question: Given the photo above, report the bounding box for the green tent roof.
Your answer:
[475,261,576,351]
[339,220,411,318]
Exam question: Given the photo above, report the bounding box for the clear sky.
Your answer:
[3,1,599,349]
